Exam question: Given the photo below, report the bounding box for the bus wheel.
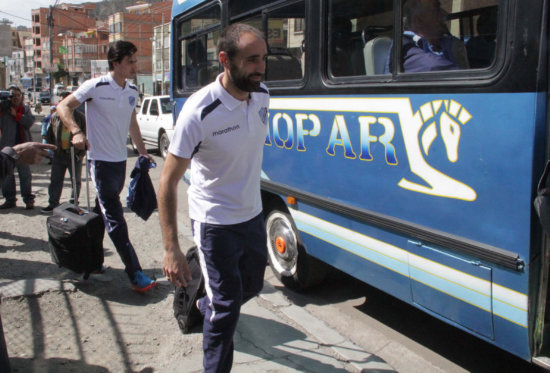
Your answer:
[265,210,327,290]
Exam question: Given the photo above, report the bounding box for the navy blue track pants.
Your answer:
[89,160,142,278]
[192,213,267,373]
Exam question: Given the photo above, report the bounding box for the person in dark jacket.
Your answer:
[0,86,36,209]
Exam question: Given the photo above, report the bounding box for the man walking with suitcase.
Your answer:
[159,24,269,372]
[56,40,156,292]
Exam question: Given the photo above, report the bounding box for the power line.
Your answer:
[0,10,32,23]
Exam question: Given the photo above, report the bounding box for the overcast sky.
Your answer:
[1,0,105,28]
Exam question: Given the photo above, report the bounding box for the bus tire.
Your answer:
[265,210,328,290]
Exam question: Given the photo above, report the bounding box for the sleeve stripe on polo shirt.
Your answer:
[129,84,138,91]
[95,81,110,88]
[191,141,202,158]
[201,98,222,121]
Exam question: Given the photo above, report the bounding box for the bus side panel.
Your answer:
[406,241,494,339]
[264,93,537,278]
[288,202,531,360]
[263,92,540,360]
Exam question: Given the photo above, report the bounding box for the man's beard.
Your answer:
[229,64,263,92]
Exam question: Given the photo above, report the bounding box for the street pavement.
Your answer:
[0,115,396,372]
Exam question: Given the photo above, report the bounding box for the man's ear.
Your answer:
[219,51,230,69]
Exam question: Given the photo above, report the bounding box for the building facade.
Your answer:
[153,22,170,95]
[109,1,171,95]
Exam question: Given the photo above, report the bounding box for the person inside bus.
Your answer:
[184,39,207,88]
[386,0,469,73]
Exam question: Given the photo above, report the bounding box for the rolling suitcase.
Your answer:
[47,142,105,279]
[173,246,205,334]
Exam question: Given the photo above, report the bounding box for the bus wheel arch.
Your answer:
[263,193,328,290]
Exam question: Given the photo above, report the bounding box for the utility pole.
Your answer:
[161,13,164,95]
[48,5,54,94]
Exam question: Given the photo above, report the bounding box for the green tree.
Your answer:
[53,63,69,81]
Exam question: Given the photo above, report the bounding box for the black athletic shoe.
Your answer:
[40,204,58,214]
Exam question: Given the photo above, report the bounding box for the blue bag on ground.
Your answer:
[126,155,157,221]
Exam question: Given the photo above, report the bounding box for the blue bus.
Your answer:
[169,0,550,366]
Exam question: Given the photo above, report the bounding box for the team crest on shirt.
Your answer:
[129,96,136,107]
[259,107,268,125]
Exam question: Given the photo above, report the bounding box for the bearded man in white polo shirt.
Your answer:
[56,40,157,292]
[159,24,269,373]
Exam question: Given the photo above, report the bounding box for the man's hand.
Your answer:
[163,247,193,287]
[12,142,56,165]
[140,152,153,162]
[71,132,89,150]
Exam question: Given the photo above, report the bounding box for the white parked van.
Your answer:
[135,96,175,158]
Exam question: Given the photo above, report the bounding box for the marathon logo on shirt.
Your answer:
[129,96,136,107]
[259,107,268,125]
[212,124,240,137]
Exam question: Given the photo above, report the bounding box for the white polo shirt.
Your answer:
[73,73,139,162]
[169,73,270,225]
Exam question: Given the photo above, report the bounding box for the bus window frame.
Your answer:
[322,0,511,89]
[173,2,222,97]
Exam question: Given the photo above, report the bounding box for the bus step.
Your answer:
[532,356,550,369]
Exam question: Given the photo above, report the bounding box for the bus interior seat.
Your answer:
[267,52,303,81]
[363,35,392,75]
[330,17,366,76]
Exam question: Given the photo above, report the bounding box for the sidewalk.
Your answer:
[0,120,393,372]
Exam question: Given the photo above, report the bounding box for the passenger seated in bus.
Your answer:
[386,0,468,73]
[184,39,207,87]
[466,7,497,69]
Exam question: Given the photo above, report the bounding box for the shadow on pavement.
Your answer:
[236,313,348,373]
[10,357,111,372]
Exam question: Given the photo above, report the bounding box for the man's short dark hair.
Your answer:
[107,40,138,70]
[8,86,21,94]
[217,23,264,61]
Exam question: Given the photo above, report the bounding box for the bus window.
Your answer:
[176,5,221,91]
[328,0,393,77]
[327,0,500,77]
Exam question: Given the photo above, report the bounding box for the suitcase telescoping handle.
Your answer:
[70,101,91,211]
[69,145,91,210]
[70,145,78,206]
